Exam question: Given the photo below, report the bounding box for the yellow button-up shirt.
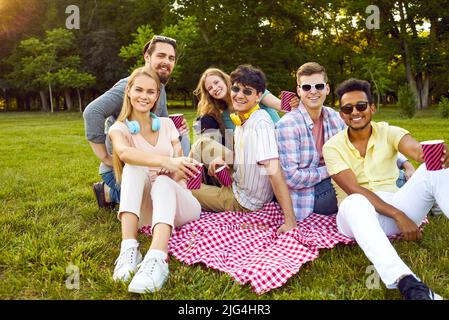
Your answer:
[323,121,409,204]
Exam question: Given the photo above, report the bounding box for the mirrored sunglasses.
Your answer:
[299,83,326,91]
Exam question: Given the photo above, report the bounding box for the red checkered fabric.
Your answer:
[140,202,353,294]
[139,202,428,295]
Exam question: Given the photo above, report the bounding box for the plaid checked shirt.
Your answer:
[275,103,345,220]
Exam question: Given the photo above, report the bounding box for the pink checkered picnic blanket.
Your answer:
[140,202,356,294]
[140,202,428,294]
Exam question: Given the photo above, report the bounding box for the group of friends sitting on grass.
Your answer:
[83,35,448,299]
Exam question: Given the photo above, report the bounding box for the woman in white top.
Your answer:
[108,67,201,294]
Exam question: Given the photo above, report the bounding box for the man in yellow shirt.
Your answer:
[323,78,449,300]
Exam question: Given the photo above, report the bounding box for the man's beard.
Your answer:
[158,72,170,84]
[155,65,171,84]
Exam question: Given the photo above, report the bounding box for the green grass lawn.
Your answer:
[1,106,448,300]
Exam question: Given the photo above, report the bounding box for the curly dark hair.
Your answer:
[335,78,374,106]
[229,64,266,94]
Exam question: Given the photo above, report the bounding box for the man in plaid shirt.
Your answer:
[275,62,345,221]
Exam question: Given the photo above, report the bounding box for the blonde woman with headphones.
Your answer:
[108,67,202,294]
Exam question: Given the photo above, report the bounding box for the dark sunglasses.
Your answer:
[340,101,369,114]
[231,85,255,96]
[299,83,326,91]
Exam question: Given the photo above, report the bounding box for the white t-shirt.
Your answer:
[232,109,279,210]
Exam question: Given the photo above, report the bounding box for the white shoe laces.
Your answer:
[137,256,165,277]
[115,246,138,268]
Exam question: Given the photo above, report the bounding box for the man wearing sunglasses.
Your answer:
[276,62,412,222]
[275,62,346,221]
[322,78,449,300]
[191,64,297,234]
[83,35,191,209]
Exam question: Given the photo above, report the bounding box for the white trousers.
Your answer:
[118,164,201,230]
[337,164,449,288]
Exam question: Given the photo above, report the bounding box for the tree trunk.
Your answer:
[403,42,420,109]
[192,95,197,109]
[377,92,380,109]
[84,89,92,106]
[25,93,32,111]
[414,72,431,110]
[330,76,336,108]
[32,96,39,111]
[16,95,23,111]
[421,72,430,109]
[16,95,22,110]
[398,1,420,109]
[368,70,381,109]
[2,89,8,110]
[39,91,49,112]
[48,81,54,113]
[55,93,61,111]
[64,88,73,111]
[77,88,83,112]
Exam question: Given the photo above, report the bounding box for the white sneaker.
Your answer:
[128,254,169,294]
[112,246,143,282]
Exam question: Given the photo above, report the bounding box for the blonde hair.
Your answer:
[193,68,232,134]
[296,62,328,84]
[113,67,161,183]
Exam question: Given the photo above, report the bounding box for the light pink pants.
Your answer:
[337,164,449,288]
[118,164,201,230]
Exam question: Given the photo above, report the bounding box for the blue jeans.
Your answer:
[101,170,121,204]
[181,134,191,156]
[313,178,338,215]
[396,170,406,188]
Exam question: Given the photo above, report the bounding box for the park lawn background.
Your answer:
[0,106,448,300]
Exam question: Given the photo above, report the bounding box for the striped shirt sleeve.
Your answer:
[253,119,279,163]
